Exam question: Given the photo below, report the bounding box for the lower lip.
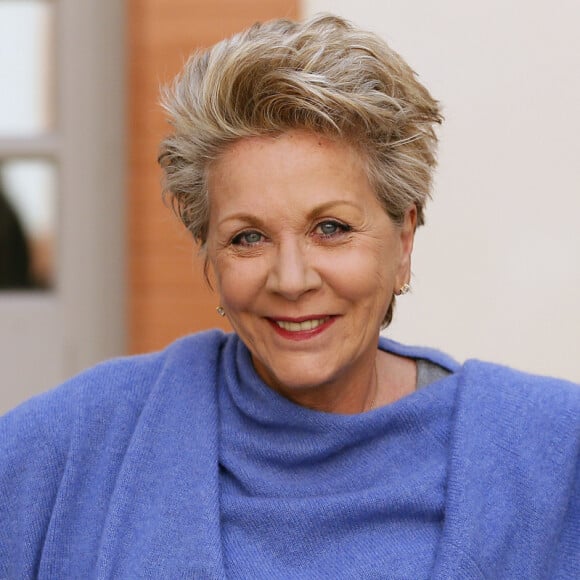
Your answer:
[267,317,337,341]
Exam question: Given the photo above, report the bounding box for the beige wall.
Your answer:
[305,0,580,381]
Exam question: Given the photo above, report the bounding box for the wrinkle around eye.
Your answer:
[230,229,268,248]
[312,219,353,240]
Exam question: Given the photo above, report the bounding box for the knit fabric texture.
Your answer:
[219,337,456,578]
[0,330,578,578]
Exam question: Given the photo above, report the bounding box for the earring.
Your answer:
[216,306,226,317]
[396,283,411,296]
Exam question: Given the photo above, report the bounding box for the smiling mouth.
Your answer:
[274,317,330,332]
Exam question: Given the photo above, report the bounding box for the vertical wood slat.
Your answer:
[127,0,299,353]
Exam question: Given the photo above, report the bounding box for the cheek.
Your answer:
[212,256,265,312]
[324,242,396,300]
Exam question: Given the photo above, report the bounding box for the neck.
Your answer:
[252,352,380,415]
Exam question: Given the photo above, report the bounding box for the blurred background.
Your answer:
[1,0,578,413]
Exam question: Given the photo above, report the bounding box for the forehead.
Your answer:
[207,131,377,217]
[212,130,364,173]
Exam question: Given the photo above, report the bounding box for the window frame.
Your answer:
[0,0,126,412]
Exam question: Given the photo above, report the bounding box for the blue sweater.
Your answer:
[1,331,578,578]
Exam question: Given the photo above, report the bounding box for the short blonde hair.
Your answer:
[158,14,443,326]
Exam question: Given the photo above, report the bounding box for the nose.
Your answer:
[265,237,322,300]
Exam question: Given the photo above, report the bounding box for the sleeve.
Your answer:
[0,351,163,578]
[0,393,72,578]
[552,451,580,579]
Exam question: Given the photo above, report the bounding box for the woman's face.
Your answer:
[206,130,415,404]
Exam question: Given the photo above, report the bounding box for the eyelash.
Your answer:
[230,220,352,247]
[231,230,265,247]
[314,219,352,238]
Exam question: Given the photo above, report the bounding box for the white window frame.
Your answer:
[0,0,126,413]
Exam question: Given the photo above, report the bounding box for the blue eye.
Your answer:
[231,230,263,246]
[316,220,350,237]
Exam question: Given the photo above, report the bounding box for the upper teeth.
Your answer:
[276,318,329,331]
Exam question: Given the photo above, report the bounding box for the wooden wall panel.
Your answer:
[128,0,299,353]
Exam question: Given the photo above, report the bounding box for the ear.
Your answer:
[395,206,417,288]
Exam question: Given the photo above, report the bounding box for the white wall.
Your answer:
[304,0,580,381]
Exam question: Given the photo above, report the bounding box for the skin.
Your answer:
[206,130,417,414]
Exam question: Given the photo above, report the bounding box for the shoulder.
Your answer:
[378,337,461,372]
[1,329,229,454]
[444,358,580,462]
[453,360,579,495]
[441,360,580,576]
[381,337,579,458]
[0,329,230,574]
[458,359,580,422]
[381,335,579,417]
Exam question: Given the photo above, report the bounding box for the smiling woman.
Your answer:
[206,131,416,412]
[1,13,579,579]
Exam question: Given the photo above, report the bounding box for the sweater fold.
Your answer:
[0,330,578,578]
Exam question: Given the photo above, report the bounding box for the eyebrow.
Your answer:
[216,200,362,229]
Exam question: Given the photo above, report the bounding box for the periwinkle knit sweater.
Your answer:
[1,330,578,579]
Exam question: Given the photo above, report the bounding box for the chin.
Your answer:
[253,354,339,393]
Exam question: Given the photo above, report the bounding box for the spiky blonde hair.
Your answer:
[158,14,443,326]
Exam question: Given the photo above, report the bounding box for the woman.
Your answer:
[1,14,578,579]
